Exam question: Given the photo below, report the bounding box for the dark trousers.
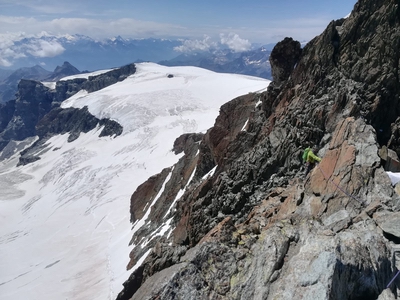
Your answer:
[304,162,315,176]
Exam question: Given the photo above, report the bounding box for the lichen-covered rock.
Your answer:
[374,211,400,239]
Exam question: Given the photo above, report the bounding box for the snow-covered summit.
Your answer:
[62,62,268,134]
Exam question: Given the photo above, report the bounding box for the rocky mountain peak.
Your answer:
[46,61,81,81]
[117,0,400,299]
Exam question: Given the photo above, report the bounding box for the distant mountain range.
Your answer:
[3,34,276,72]
[159,47,271,79]
[0,34,273,103]
[6,35,183,71]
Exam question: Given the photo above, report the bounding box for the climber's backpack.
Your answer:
[302,147,310,162]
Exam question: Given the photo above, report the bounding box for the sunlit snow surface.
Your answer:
[0,62,269,300]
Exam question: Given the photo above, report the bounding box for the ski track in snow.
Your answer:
[0,62,269,299]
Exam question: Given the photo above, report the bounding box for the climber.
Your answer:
[303,145,322,176]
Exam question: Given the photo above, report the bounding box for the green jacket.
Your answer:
[307,150,321,163]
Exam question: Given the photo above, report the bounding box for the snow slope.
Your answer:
[0,62,269,300]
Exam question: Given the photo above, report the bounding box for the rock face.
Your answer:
[0,63,136,158]
[118,0,400,299]
[0,63,75,104]
[16,106,123,166]
[269,37,302,85]
[0,100,16,149]
[0,79,53,143]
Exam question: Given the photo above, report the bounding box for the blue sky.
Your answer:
[0,0,356,44]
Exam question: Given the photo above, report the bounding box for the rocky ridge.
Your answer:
[0,63,136,161]
[117,0,400,299]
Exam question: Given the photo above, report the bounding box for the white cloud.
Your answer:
[174,35,217,53]
[174,33,252,53]
[3,47,26,59]
[0,15,38,32]
[0,58,12,67]
[26,40,65,58]
[0,31,65,67]
[0,32,26,67]
[219,33,251,52]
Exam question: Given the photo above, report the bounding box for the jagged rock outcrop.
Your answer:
[0,63,136,159]
[16,106,123,165]
[195,93,262,178]
[35,106,123,141]
[269,37,302,86]
[0,79,53,142]
[118,0,400,299]
[173,133,203,155]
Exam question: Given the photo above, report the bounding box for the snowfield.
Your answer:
[0,63,269,300]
